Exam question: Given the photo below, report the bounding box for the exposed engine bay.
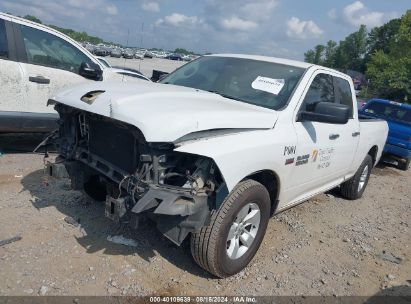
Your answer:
[49,103,228,245]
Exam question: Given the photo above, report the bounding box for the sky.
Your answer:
[0,0,409,60]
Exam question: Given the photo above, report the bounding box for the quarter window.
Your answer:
[0,20,8,59]
[334,77,354,117]
[20,24,92,73]
[300,73,334,112]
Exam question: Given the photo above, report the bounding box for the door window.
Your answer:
[334,76,354,117]
[300,73,334,112]
[20,24,92,73]
[0,19,8,59]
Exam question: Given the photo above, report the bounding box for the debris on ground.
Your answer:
[0,236,22,247]
[64,216,80,227]
[39,285,48,296]
[377,251,403,264]
[107,235,139,247]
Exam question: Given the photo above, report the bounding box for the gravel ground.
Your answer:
[0,150,410,297]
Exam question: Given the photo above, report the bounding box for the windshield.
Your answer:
[363,102,411,125]
[160,56,305,110]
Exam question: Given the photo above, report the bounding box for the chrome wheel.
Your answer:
[226,202,261,260]
[358,165,369,192]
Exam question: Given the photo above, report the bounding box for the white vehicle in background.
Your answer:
[109,67,151,82]
[95,57,151,81]
[46,54,388,278]
[0,12,145,133]
[181,54,192,61]
[134,52,144,60]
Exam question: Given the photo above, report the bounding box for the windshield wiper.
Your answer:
[204,90,247,103]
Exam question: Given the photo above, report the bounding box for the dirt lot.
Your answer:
[0,148,410,297]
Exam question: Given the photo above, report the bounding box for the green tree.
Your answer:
[323,40,337,67]
[174,48,194,55]
[313,44,325,65]
[23,15,42,24]
[335,25,368,72]
[366,10,411,101]
[304,49,316,63]
[367,18,401,56]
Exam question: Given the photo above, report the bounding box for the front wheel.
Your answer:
[190,179,270,278]
[340,155,373,200]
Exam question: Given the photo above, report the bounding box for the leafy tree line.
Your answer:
[174,48,195,55]
[22,15,113,45]
[22,15,198,55]
[304,10,410,102]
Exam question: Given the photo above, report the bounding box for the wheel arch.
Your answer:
[368,145,379,166]
[244,169,280,214]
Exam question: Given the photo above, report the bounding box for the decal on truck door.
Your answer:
[296,154,310,166]
[285,158,295,165]
[317,147,335,169]
[312,149,318,162]
[284,146,296,156]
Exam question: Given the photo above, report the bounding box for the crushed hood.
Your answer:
[52,81,278,142]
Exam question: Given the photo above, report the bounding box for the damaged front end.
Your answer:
[48,103,228,245]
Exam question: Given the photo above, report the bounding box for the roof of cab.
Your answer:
[207,54,313,69]
[206,54,353,79]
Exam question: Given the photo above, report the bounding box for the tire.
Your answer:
[190,179,270,278]
[398,158,410,171]
[83,175,107,202]
[340,155,373,200]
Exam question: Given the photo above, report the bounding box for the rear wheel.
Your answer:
[398,158,410,171]
[340,155,373,200]
[190,179,270,278]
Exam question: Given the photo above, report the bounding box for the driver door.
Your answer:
[287,71,358,203]
[13,20,97,114]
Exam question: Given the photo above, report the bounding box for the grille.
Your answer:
[88,118,138,173]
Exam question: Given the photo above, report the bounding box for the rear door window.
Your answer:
[0,19,9,59]
[20,24,92,73]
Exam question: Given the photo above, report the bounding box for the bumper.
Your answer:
[0,111,58,133]
[384,143,411,160]
[47,160,211,245]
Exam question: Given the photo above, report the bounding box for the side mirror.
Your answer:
[298,102,350,124]
[79,62,103,81]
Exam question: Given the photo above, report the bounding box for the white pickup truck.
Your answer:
[46,54,388,278]
[0,13,149,133]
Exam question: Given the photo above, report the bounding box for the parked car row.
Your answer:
[83,42,196,61]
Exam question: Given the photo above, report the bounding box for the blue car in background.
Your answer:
[359,99,411,170]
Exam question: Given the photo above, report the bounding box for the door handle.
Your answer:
[352,132,360,137]
[329,134,340,140]
[29,76,50,84]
